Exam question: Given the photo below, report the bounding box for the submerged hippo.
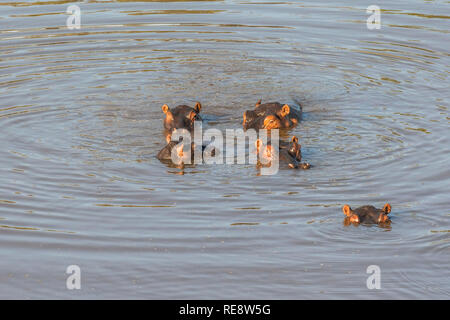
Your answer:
[162,102,202,132]
[255,136,310,169]
[243,99,301,130]
[281,136,302,162]
[342,203,392,225]
[157,138,216,164]
[157,140,187,162]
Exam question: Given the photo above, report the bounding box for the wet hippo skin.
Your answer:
[255,136,310,169]
[282,136,302,162]
[243,99,301,130]
[157,139,216,163]
[162,102,202,132]
[342,203,392,225]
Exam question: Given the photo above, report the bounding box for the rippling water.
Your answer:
[0,0,449,299]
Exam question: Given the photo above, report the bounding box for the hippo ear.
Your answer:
[189,110,197,121]
[162,104,170,114]
[383,203,391,214]
[255,99,262,108]
[281,104,290,116]
[291,136,298,144]
[194,102,201,114]
[342,205,352,217]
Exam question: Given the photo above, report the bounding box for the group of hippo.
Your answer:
[157,100,393,226]
[157,99,310,169]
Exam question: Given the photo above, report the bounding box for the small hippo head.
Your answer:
[162,102,201,132]
[342,203,392,225]
[252,100,300,129]
[255,139,301,169]
[287,136,301,161]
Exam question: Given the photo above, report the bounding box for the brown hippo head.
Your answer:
[162,102,202,132]
[342,203,392,225]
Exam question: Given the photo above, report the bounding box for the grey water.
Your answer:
[0,0,449,299]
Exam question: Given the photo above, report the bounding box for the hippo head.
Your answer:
[287,136,301,161]
[191,102,202,120]
[255,139,301,169]
[162,102,201,132]
[342,203,392,224]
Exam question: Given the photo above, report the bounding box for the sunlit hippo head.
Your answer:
[243,113,282,131]
[242,99,300,130]
[342,203,392,225]
[157,134,217,166]
[287,136,301,162]
[255,137,310,169]
[162,102,202,132]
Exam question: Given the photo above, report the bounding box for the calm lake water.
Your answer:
[0,0,449,299]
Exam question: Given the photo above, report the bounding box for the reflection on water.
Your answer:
[0,0,449,299]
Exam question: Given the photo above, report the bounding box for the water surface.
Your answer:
[0,0,449,299]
